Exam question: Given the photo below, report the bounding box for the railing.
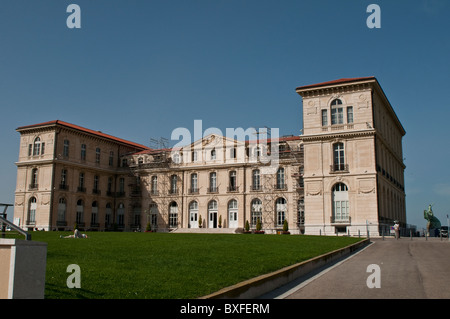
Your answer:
[0,216,31,240]
[330,164,349,173]
[330,216,351,224]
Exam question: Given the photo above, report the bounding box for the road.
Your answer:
[262,237,450,299]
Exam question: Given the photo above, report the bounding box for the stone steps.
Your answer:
[171,227,244,234]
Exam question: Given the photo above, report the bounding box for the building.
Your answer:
[13,77,406,236]
[296,77,406,236]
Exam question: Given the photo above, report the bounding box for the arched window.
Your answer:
[28,197,37,224]
[332,183,349,222]
[189,201,198,228]
[169,202,178,228]
[331,99,344,125]
[251,198,262,227]
[228,199,238,228]
[33,137,44,156]
[276,198,287,227]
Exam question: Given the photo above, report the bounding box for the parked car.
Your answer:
[440,226,448,237]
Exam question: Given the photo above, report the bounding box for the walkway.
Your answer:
[263,237,450,299]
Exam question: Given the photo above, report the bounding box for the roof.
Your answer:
[16,120,150,151]
[295,76,376,91]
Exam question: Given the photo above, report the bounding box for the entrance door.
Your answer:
[208,200,218,228]
[189,201,198,228]
[228,199,238,228]
[209,212,217,228]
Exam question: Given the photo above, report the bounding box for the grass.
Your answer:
[26,231,363,299]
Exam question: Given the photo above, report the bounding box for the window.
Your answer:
[105,203,112,226]
[333,143,346,171]
[252,169,260,191]
[169,202,178,228]
[63,140,70,157]
[107,177,113,195]
[211,148,216,160]
[331,99,344,125]
[229,171,237,191]
[190,173,198,193]
[298,199,305,226]
[133,206,141,226]
[91,201,98,225]
[78,172,85,192]
[347,106,353,124]
[33,137,44,156]
[230,147,237,159]
[332,183,349,222]
[151,176,158,195]
[170,175,177,194]
[208,200,218,228]
[117,203,125,226]
[57,198,66,222]
[192,150,198,162]
[81,144,86,160]
[30,168,38,189]
[251,198,262,227]
[322,109,328,126]
[28,197,37,224]
[119,177,125,194]
[60,169,68,190]
[95,148,101,164]
[76,199,84,225]
[276,198,287,227]
[276,167,285,189]
[93,175,100,193]
[149,203,158,229]
[209,172,217,192]
[109,151,114,166]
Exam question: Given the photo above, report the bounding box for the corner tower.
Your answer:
[296,77,406,236]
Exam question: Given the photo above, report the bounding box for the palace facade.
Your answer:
[13,77,406,236]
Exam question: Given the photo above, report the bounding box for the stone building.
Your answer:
[296,77,406,236]
[13,77,406,236]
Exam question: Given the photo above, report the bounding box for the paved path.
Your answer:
[263,237,450,299]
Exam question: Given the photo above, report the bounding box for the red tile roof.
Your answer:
[296,76,376,90]
[16,120,150,150]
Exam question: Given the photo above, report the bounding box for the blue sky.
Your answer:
[1,0,449,230]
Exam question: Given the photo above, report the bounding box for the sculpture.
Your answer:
[424,204,441,236]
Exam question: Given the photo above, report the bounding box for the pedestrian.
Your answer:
[394,222,400,240]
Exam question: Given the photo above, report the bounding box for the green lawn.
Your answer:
[28,232,363,299]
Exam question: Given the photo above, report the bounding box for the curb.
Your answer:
[199,238,370,299]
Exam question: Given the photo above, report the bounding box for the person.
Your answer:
[394,222,400,240]
[60,228,88,239]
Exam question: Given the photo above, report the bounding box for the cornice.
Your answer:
[301,129,376,142]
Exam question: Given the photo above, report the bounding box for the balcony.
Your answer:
[227,186,239,193]
[330,164,349,174]
[77,186,86,193]
[207,186,219,194]
[28,184,38,190]
[330,216,351,225]
[250,184,261,191]
[189,188,199,194]
[59,184,68,191]
[92,189,101,195]
[274,183,287,190]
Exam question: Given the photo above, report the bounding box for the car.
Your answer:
[440,226,448,237]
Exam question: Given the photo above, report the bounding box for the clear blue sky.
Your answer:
[1,0,449,230]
